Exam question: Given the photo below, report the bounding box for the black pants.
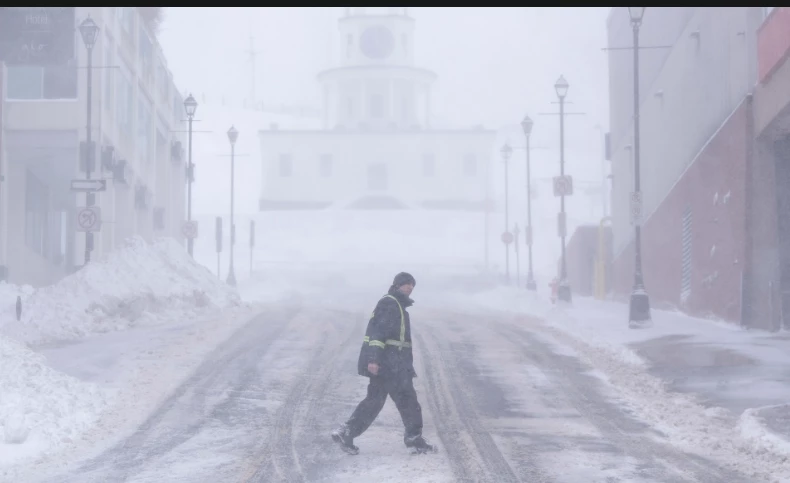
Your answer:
[345,374,423,443]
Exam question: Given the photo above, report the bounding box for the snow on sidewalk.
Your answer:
[2,236,241,346]
[0,236,259,480]
[438,285,790,481]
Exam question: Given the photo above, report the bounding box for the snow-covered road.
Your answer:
[39,301,753,483]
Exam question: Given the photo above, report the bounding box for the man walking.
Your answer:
[332,272,436,455]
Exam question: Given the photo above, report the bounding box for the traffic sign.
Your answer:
[553,175,574,197]
[76,206,101,232]
[630,191,643,225]
[182,220,198,239]
[70,179,106,192]
[501,231,513,244]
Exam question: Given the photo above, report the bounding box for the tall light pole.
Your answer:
[628,7,652,327]
[183,94,198,257]
[226,125,239,287]
[521,115,537,291]
[501,143,513,283]
[555,75,572,303]
[79,16,99,265]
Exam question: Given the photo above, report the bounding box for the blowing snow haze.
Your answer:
[1,6,789,483]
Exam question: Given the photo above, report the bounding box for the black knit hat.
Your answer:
[392,272,416,288]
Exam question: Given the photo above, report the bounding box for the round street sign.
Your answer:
[182,220,198,239]
[501,231,513,244]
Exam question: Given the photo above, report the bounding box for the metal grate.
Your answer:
[681,206,693,301]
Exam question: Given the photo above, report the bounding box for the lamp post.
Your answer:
[514,223,521,286]
[521,115,537,291]
[183,94,198,257]
[79,16,99,265]
[555,75,572,303]
[627,7,652,327]
[226,125,239,287]
[501,143,513,283]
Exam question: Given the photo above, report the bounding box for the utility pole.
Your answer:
[245,34,260,105]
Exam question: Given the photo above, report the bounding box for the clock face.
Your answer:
[360,25,395,59]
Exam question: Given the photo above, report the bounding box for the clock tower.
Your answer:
[318,7,436,131]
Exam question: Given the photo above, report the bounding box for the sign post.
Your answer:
[249,220,255,275]
[215,217,222,278]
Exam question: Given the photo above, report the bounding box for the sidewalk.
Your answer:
[541,296,790,457]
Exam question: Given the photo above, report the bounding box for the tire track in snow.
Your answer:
[58,304,301,483]
[417,320,534,482]
[245,309,363,483]
[498,321,757,483]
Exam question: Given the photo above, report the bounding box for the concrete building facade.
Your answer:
[0,7,186,286]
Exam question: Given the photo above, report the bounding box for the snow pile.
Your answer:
[738,404,790,458]
[0,335,107,469]
[5,236,241,345]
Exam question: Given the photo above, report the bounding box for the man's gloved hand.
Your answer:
[367,362,380,375]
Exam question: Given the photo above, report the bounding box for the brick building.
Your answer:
[605,7,790,329]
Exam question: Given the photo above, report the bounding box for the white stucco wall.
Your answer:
[259,129,495,206]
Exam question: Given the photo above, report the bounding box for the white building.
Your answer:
[0,7,186,286]
[259,7,496,210]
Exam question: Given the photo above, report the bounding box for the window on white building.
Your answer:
[6,65,77,100]
[138,25,153,81]
[347,34,353,58]
[24,170,49,258]
[104,34,115,112]
[118,7,135,41]
[422,153,435,176]
[370,94,384,118]
[279,154,293,177]
[117,57,135,145]
[174,93,184,125]
[463,154,477,176]
[368,163,387,190]
[347,97,354,118]
[320,154,333,177]
[138,92,154,164]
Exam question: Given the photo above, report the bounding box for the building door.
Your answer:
[774,136,790,330]
[368,163,387,191]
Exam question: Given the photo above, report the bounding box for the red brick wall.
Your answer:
[613,100,749,323]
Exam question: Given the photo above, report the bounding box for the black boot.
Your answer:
[404,434,437,454]
[331,425,359,455]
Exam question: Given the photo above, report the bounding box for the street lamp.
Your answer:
[555,75,571,303]
[184,93,198,257]
[79,15,99,265]
[500,143,513,283]
[628,6,652,327]
[226,125,239,287]
[521,114,537,291]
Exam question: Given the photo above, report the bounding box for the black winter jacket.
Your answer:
[357,287,415,378]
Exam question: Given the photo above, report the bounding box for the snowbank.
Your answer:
[738,404,790,458]
[4,237,241,346]
[0,335,107,471]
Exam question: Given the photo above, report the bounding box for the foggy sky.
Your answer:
[157,7,612,215]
